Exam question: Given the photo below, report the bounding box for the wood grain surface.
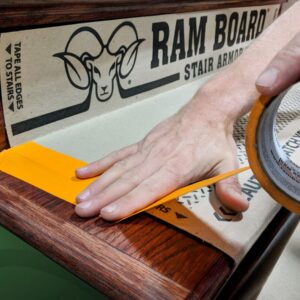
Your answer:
[0,101,8,150]
[0,171,232,299]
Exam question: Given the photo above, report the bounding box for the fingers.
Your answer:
[76,152,143,202]
[215,176,249,212]
[75,176,142,218]
[100,166,179,221]
[76,143,138,179]
[256,32,300,96]
[76,165,180,220]
[75,157,160,215]
[214,156,249,212]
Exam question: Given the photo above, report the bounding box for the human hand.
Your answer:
[256,32,300,95]
[74,81,249,221]
[73,11,300,221]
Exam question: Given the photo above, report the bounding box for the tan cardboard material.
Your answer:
[0,5,280,145]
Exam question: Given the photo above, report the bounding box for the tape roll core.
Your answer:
[246,86,300,214]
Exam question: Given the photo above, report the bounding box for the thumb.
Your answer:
[214,157,249,212]
[256,32,300,96]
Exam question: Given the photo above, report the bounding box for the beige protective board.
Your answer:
[0,4,280,145]
[34,81,300,262]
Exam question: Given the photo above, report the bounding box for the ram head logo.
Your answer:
[54,22,144,101]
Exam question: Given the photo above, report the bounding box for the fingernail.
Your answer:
[77,189,90,202]
[240,197,249,206]
[230,188,242,196]
[76,200,92,209]
[101,204,118,215]
[232,190,249,205]
[77,166,88,173]
[256,67,279,87]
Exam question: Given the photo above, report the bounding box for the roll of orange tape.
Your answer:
[246,87,300,214]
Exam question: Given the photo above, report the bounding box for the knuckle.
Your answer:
[113,159,126,168]
[131,143,139,154]
[141,132,154,144]
[163,162,183,185]
[136,140,145,152]
[279,38,300,62]
[108,149,122,162]
[222,175,241,189]
[228,175,240,186]
[119,172,140,187]
[140,181,158,196]
[280,47,300,62]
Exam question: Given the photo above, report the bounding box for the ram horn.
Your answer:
[54,52,91,89]
[107,22,145,78]
[54,27,105,89]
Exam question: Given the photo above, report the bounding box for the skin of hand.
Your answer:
[75,83,249,220]
[256,32,300,96]
[75,3,300,221]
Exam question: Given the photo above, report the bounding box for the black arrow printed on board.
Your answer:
[6,44,11,55]
[175,212,188,219]
[8,102,14,112]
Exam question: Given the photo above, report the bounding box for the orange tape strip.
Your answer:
[120,166,250,221]
[0,141,250,218]
[0,142,95,204]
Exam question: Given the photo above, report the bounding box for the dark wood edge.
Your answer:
[0,1,286,32]
[0,166,237,299]
[0,181,191,300]
[188,255,233,299]
[0,101,9,150]
[140,213,234,299]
